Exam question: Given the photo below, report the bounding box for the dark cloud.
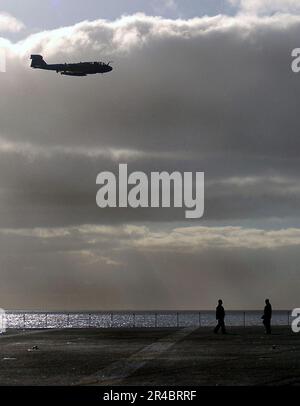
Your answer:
[0,14,300,308]
[1,15,300,225]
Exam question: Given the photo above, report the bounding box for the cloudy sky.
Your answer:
[0,0,300,310]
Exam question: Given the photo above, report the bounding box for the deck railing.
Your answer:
[2,310,292,329]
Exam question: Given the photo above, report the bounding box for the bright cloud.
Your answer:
[3,224,300,251]
[0,12,24,33]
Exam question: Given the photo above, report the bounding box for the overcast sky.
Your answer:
[1,1,300,310]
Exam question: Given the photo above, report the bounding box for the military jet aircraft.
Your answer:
[30,54,113,76]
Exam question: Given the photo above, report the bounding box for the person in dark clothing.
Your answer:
[262,298,272,334]
[214,299,226,334]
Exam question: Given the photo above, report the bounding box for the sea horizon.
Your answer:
[2,309,293,329]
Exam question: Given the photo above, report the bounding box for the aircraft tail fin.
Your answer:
[30,54,47,68]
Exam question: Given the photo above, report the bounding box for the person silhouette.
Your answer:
[214,299,226,334]
[262,299,272,334]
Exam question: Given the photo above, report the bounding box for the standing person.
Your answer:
[262,299,272,334]
[214,299,226,334]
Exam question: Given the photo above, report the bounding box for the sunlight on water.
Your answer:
[4,311,291,329]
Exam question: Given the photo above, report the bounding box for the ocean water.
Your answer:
[3,310,292,329]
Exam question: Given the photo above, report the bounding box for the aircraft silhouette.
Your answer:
[30,55,113,76]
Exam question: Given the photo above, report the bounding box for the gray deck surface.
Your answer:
[0,327,299,386]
